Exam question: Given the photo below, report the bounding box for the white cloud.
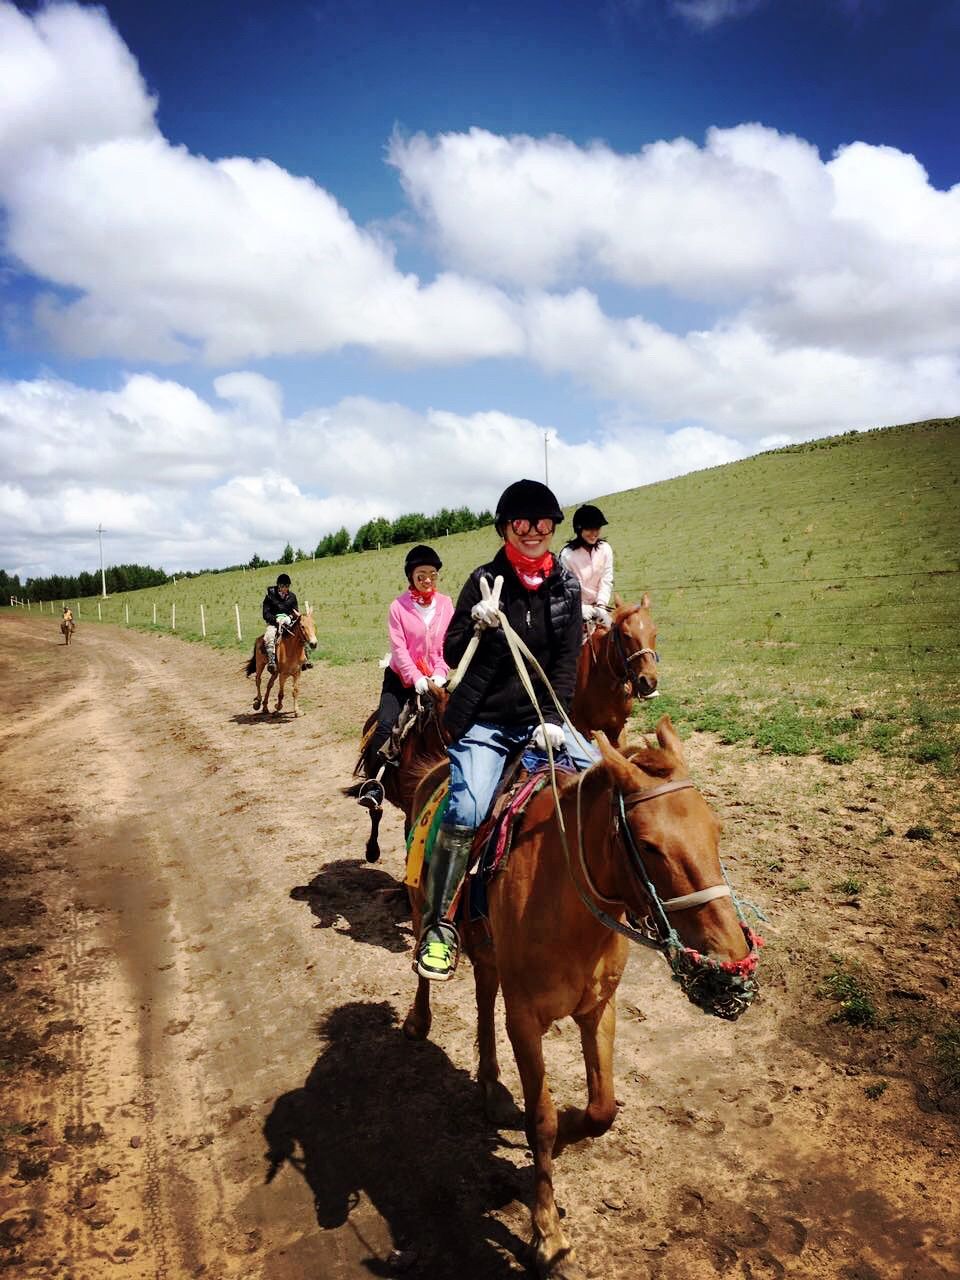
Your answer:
[0,2,156,182]
[0,373,746,577]
[672,0,765,31]
[0,4,522,366]
[522,289,960,434]
[390,124,960,360]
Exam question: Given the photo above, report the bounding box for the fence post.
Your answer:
[235,603,242,641]
[76,600,81,618]
[27,600,31,611]
[172,603,176,631]
[200,603,206,638]
[97,602,102,621]
[153,602,157,626]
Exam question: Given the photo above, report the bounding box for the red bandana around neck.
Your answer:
[504,541,554,591]
[410,585,436,607]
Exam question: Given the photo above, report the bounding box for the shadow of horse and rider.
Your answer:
[260,1001,528,1279]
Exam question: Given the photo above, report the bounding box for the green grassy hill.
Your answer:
[16,416,960,767]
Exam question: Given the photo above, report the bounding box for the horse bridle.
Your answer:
[566,771,762,1019]
[605,610,658,697]
[573,776,729,944]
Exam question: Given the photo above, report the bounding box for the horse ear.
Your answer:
[613,592,624,609]
[655,715,686,767]
[640,592,651,609]
[594,731,644,791]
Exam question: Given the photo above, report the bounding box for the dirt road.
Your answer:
[1,616,957,1279]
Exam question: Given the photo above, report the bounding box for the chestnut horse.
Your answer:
[570,592,657,744]
[244,609,318,717]
[60,617,76,645]
[344,685,448,862]
[403,716,760,1278]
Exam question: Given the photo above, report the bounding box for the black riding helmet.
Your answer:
[404,544,442,579]
[572,504,608,533]
[495,479,564,533]
[276,573,292,587]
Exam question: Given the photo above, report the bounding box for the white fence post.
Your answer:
[97,602,102,621]
[76,600,81,618]
[153,602,157,625]
[27,600,31,611]
[234,603,242,641]
[172,603,176,631]
[124,603,129,625]
[200,603,206,638]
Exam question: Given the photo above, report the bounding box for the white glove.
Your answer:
[470,575,503,630]
[414,675,431,695]
[471,599,501,629]
[275,612,290,627]
[431,672,448,687]
[531,723,565,752]
[581,603,595,622]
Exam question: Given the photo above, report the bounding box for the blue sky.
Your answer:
[1,0,958,575]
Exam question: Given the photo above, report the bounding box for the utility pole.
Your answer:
[97,524,107,597]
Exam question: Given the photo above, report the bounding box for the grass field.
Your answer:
[13,415,960,770]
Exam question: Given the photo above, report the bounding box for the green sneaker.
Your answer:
[414,925,459,981]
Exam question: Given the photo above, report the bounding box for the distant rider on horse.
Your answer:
[357,545,454,812]
[559,504,614,632]
[261,573,299,674]
[413,480,597,982]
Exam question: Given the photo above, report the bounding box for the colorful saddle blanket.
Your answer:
[404,751,579,912]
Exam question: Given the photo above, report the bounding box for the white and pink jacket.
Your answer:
[559,541,614,608]
[388,591,455,687]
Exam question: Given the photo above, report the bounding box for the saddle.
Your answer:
[404,747,579,909]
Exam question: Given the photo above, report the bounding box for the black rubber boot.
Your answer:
[414,825,474,981]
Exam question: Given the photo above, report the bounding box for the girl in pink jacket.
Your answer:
[559,504,614,632]
[357,545,454,810]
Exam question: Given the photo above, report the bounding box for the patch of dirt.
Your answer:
[0,614,957,1279]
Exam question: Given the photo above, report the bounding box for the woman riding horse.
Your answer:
[559,503,614,633]
[356,545,454,812]
[414,478,597,983]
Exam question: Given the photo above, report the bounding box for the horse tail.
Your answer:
[244,640,259,676]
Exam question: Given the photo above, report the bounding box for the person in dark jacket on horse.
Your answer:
[414,479,597,983]
[261,573,299,674]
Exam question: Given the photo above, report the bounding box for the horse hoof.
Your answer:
[402,1013,431,1042]
[481,1080,523,1129]
[253,698,261,710]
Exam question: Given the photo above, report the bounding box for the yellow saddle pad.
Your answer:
[404,780,449,889]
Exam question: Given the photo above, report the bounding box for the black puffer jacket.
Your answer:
[443,547,582,741]
[262,586,299,627]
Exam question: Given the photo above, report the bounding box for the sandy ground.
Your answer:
[1,614,957,1280]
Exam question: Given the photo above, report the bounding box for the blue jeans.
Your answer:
[445,721,598,830]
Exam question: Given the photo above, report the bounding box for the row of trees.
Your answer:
[4,506,494,601]
[255,506,494,566]
[6,564,169,603]
[348,506,493,556]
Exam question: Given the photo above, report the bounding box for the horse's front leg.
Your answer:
[555,997,618,1157]
[291,669,301,717]
[506,1007,580,1278]
[262,671,277,713]
[253,658,264,710]
[272,671,286,715]
[472,943,518,1126]
[403,892,433,1040]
